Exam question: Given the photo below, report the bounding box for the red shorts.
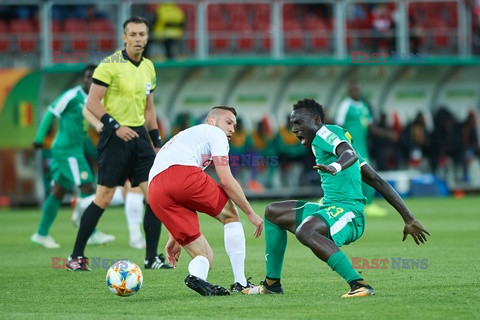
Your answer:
[148,165,228,246]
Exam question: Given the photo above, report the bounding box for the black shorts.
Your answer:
[97,126,155,187]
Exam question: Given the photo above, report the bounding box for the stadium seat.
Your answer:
[237,27,255,52]
[0,20,8,52]
[63,18,89,51]
[211,36,230,52]
[428,19,450,48]
[283,20,304,51]
[178,3,196,31]
[208,19,230,52]
[178,3,196,52]
[282,3,297,22]
[187,37,196,52]
[10,19,37,52]
[252,3,270,31]
[207,3,224,20]
[225,3,248,23]
[444,2,458,27]
[249,4,270,52]
[51,21,62,51]
[305,17,330,50]
[89,18,115,51]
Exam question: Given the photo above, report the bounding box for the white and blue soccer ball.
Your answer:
[106,260,143,297]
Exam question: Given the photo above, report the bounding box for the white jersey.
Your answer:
[148,124,229,184]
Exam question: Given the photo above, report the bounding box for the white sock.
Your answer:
[188,255,210,280]
[79,194,95,211]
[110,187,125,206]
[224,221,247,286]
[125,192,144,241]
[72,194,95,226]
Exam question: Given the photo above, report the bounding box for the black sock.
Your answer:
[265,277,281,287]
[348,279,366,290]
[144,204,161,261]
[71,202,104,257]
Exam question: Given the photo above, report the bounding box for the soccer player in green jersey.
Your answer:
[243,98,430,297]
[32,65,114,248]
[335,80,398,216]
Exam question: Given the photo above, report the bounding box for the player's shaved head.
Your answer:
[206,106,237,123]
[205,106,237,140]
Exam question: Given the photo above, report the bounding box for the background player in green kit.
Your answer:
[243,98,430,298]
[335,80,398,216]
[31,65,114,248]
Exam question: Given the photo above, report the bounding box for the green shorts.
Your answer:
[295,200,365,247]
[50,148,94,190]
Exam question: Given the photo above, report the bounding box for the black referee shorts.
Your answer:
[97,126,155,187]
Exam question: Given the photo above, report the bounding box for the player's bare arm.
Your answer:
[165,233,181,267]
[86,83,138,141]
[214,157,263,237]
[85,83,108,119]
[144,93,158,131]
[361,163,431,244]
[313,141,358,175]
[144,93,161,153]
[82,107,103,133]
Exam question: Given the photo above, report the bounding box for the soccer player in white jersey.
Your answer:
[148,106,264,296]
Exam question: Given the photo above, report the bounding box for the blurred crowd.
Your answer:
[149,104,480,192]
[371,108,480,185]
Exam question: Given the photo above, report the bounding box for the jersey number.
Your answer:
[326,206,344,218]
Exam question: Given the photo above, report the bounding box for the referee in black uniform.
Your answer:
[67,16,171,270]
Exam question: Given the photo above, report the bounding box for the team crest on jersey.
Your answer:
[80,171,89,180]
[345,131,353,142]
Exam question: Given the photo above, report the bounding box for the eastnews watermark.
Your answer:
[351,51,428,64]
[51,50,126,64]
[351,257,429,269]
[201,154,278,167]
[51,257,128,270]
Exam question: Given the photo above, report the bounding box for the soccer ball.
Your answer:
[106,260,143,297]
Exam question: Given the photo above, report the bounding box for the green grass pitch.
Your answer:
[1,196,479,319]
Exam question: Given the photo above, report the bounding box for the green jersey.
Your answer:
[34,86,88,151]
[335,97,372,161]
[312,124,366,206]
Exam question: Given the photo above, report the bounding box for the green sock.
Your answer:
[265,218,288,279]
[37,195,62,236]
[327,251,362,283]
